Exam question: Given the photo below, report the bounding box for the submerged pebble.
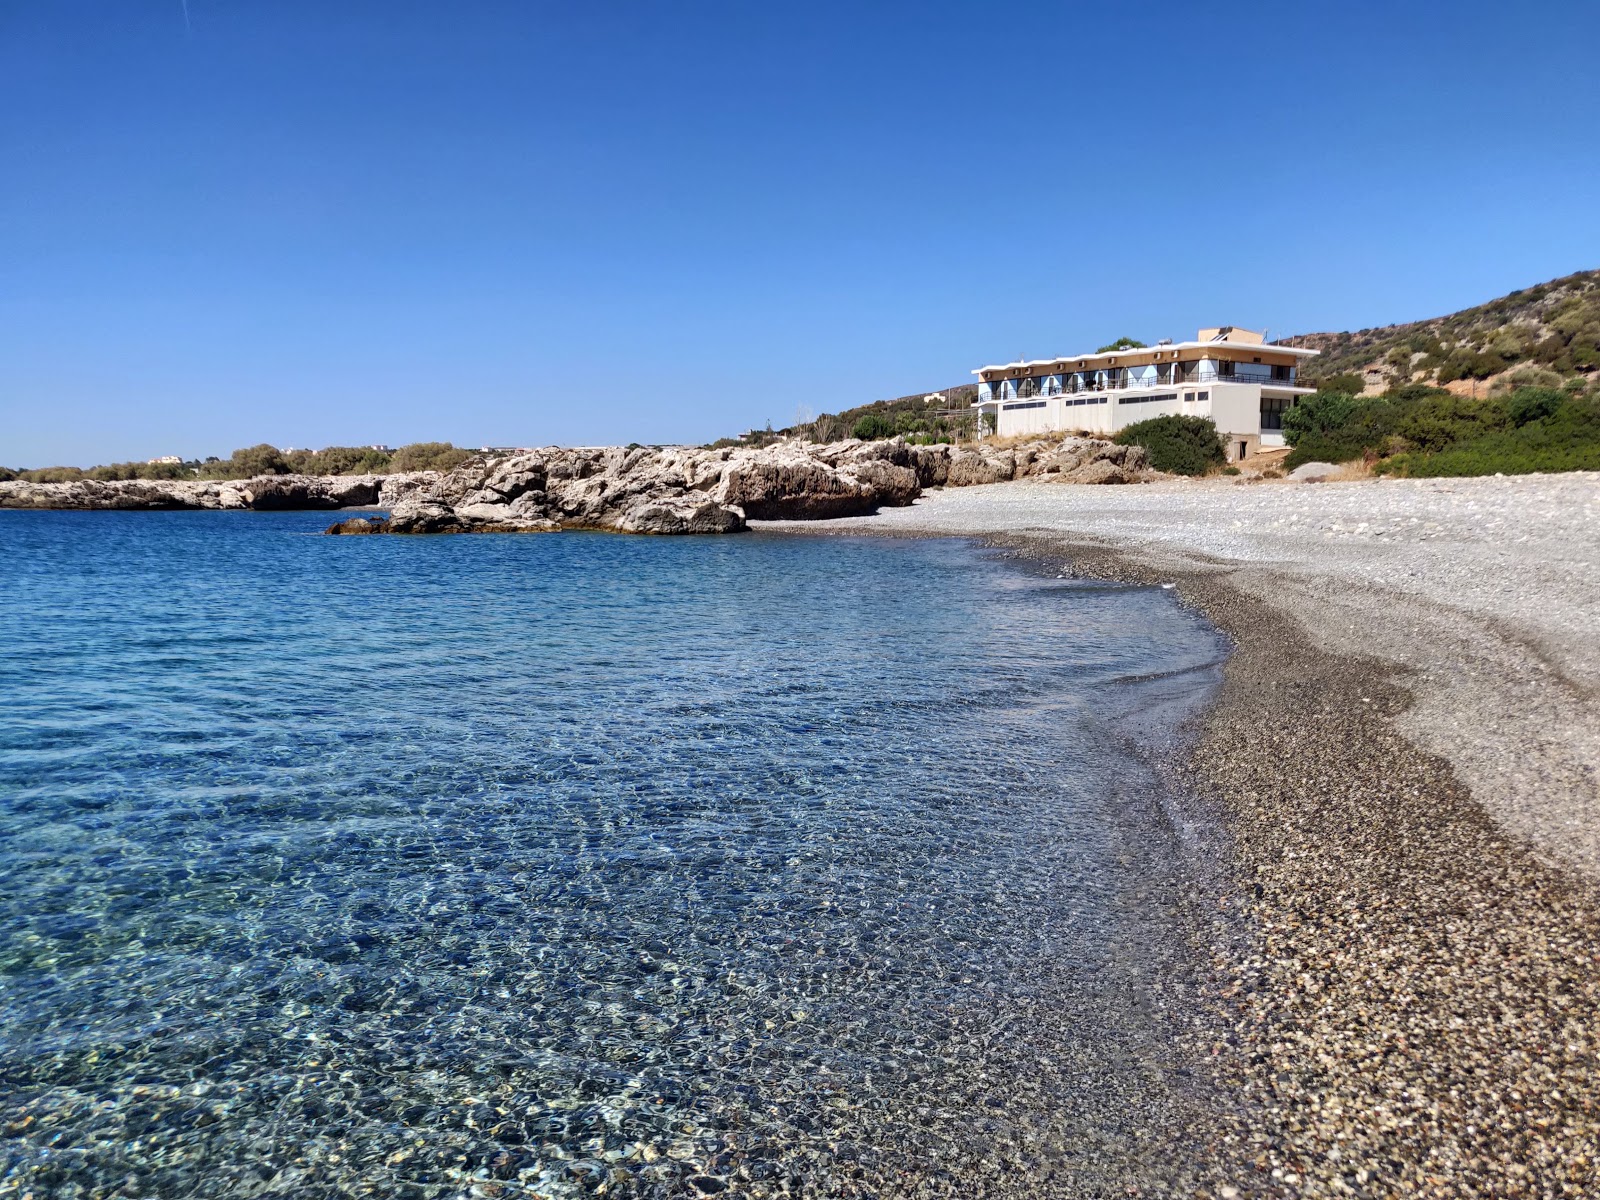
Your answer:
[0,513,1236,1197]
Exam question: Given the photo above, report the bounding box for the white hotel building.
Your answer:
[975,326,1320,461]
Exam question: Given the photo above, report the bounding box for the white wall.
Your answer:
[1207,383,1263,437]
[992,381,1273,440]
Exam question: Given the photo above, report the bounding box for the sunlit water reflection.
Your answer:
[0,513,1228,1198]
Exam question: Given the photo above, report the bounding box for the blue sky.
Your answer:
[3,1,1598,466]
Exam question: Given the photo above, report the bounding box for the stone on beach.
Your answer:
[1288,460,1339,482]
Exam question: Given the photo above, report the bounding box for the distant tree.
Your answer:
[227,444,292,477]
[389,442,474,473]
[19,466,86,483]
[1095,337,1147,353]
[0,466,16,482]
[851,413,896,441]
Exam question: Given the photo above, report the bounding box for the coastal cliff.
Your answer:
[326,436,1150,536]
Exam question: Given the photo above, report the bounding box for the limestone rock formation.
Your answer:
[0,473,435,512]
[351,436,1157,536]
[0,436,1160,532]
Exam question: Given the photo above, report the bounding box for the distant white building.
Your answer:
[975,327,1319,461]
[146,455,182,465]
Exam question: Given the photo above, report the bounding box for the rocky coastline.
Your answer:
[0,438,1152,532]
[321,437,1151,535]
[0,471,437,512]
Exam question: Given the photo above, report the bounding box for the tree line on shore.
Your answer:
[0,442,475,484]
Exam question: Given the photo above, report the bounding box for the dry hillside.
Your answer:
[1279,268,1600,393]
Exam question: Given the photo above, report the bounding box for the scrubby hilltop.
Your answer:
[1283,269,1600,393]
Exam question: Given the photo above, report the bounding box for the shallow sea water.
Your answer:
[0,512,1229,1199]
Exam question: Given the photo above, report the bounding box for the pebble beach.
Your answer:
[761,471,1600,1197]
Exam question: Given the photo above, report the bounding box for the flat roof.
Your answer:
[973,339,1320,376]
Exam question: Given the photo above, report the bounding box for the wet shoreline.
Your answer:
[986,532,1600,1197]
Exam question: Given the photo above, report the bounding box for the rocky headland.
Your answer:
[323,436,1150,536]
[0,472,437,512]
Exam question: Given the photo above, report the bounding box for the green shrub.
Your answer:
[1395,392,1510,453]
[851,413,897,440]
[1095,336,1147,353]
[388,442,475,473]
[288,445,395,475]
[1113,414,1225,476]
[17,466,86,483]
[1221,466,1241,476]
[1282,391,1368,445]
[1378,391,1600,477]
[0,467,15,482]
[204,443,292,478]
[1505,386,1566,426]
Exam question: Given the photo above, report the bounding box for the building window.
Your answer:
[1001,400,1047,411]
[1196,391,1209,403]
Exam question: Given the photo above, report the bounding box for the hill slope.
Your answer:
[1281,269,1600,392]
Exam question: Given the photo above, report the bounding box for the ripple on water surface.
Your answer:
[0,512,1228,1198]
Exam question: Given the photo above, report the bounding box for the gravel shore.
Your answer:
[759,472,1600,1197]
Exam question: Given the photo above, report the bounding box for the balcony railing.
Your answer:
[1178,370,1301,387]
[982,371,1301,404]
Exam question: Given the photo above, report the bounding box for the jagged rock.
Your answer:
[1060,458,1133,485]
[0,436,1156,533]
[616,499,747,535]
[0,472,433,512]
[318,436,1159,535]
[235,476,381,509]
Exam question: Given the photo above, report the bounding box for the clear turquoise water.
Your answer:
[0,512,1228,1198]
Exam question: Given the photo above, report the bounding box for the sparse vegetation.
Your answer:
[3,443,476,483]
[1318,372,1367,396]
[1096,337,1147,354]
[1287,269,1600,394]
[703,384,981,448]
[387,442,475,473]
[1113,414,1226,476]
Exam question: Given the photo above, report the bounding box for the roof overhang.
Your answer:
[973,340,1320,376]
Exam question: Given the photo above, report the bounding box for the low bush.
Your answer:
[1281,389,1409,468]
[1375,388,1600,477]
[388,442,475,473]
[1488,365,1565,396]
[1113,414,1225,476]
